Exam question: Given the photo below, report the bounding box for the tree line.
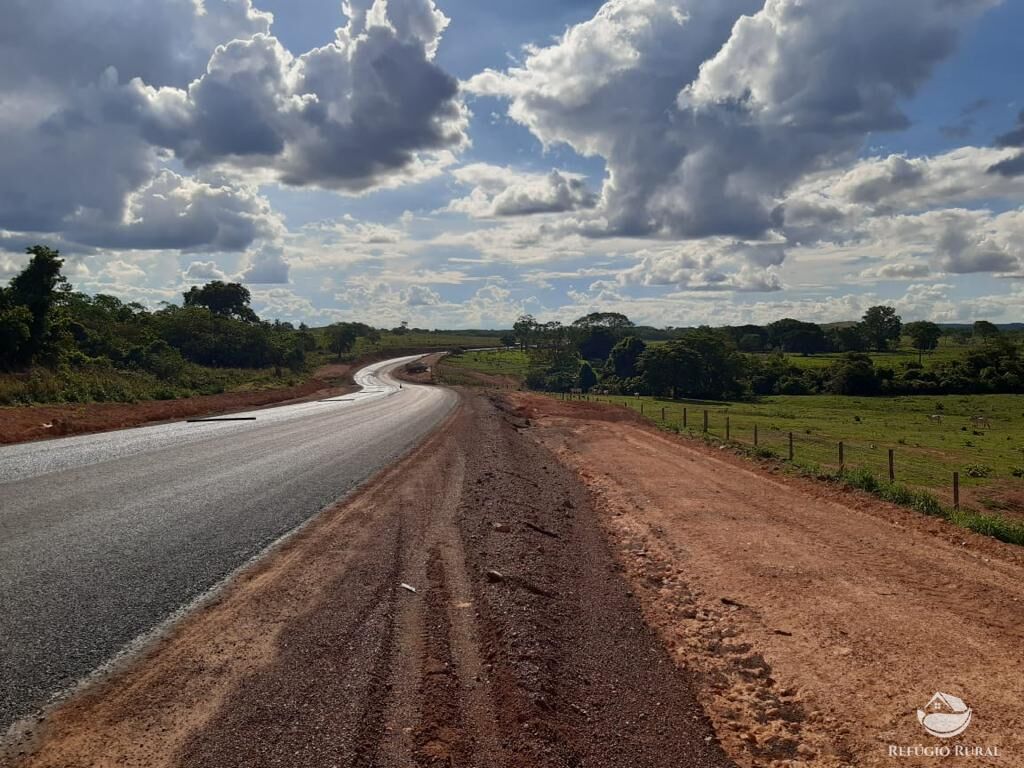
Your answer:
[0,246,383,379]
[513,309,1023,400]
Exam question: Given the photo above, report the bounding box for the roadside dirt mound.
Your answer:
[513,392,1024,767]
[0,364,356,446]
[9,392,734,768]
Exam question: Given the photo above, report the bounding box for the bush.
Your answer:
[964,463,993,478]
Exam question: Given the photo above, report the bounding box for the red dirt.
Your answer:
[0,346,458,446]
[511,393,1024,767]
[8,392,733,768]
[0,365,356,446]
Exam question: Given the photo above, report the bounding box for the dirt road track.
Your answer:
[513,394,1024,767]
[7,393,732,768]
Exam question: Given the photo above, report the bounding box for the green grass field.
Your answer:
[440,349,530,378]
[591,392,1023,503]
[357,332,503,352]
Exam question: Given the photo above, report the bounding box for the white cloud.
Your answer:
[241,245,290,284]
[0,0,467,253]
[447,163,598,218]
[469,0,995,241]
[183,260,228,282]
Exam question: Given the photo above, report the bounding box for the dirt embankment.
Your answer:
[393,353,445,385]
[510,393,1024,767]
[7,392,733,768]
[0,348,453,446]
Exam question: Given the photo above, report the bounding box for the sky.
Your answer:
[1,0,1022,329]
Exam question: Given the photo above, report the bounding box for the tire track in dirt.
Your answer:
[511,393,1024,768]
[6,392,735,768]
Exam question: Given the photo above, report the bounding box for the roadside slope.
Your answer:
[511,393,1024,767]
[7,393,733,768]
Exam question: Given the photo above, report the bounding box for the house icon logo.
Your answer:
[917,692,972,739]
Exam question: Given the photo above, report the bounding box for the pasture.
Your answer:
[594,392,1024,508]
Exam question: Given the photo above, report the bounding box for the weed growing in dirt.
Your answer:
[837,467,1024,546]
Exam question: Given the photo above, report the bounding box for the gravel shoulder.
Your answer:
[6,392,733,768]
[510,393,1024,767]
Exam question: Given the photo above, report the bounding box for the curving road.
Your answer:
[0,356,457,734]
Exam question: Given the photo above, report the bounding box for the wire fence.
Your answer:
[557,392,993,509]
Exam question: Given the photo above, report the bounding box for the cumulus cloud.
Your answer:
[468,0,996,241]
[620,240,784,292]
[448,163,598,218]
[241,245,291,284]
[138,2,467,191]
[183,261,229,282]
[859,261,932,281]
[989,110,1024,176]
[0,0,467,253]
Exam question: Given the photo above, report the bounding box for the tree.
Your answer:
[499,333,516,349]
[830,324,867,353]
[767,319,828,355]
[578,361,598,392]
[861,306,902,351]
[828,353,881,395]
[3,245,69,364]
[0,305,33,370]
[607,335,646,379]
[327,323,360,360]
[513,314,537,352]
[576,325,618,361]
[639,329,747,400]
[183,281,258,323]
[905,321,942,363]
[972,320,1000,339]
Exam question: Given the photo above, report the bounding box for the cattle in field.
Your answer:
[928,414,943,424]
[970,415,992,429]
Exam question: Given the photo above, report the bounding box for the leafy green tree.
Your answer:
[639,329,747,400]
[183,281,258,323]
[328,323,360,360]
[827,353,881,395]
[972,320,1000,339]
[830,324,867,353]
[3,246,69,364]
[578,360,598,392]
[0,305,33,370]
[513,314,537,352]
[861,306,902,351]
[607,335,647,379]
[767,319,828,355]
[905,320,942,363]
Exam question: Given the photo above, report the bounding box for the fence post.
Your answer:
[661,407,666,421]
[640,402,644,415]
[703,410,709,433]
[754,424,758,446]
[726,416,731,440]
[839,441,845,471]
[683,407,688,428]
[953,472,960,510]
[788,432,794,461]
[888,449,895,482]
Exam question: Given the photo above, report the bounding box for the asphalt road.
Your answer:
[0,356,457,734]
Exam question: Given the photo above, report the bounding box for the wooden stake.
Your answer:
[888,449,895,482]
[953,472,960,510]
[788,432,794,460]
